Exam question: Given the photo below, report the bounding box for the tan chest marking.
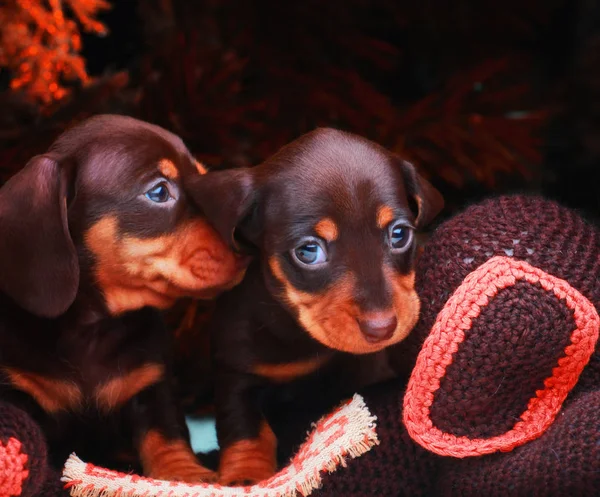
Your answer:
[3,368,83,413]
[95,363,164,412]
[253,355,330,383]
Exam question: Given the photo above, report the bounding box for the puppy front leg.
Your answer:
[215,370,277,486]
[126,379,217,483]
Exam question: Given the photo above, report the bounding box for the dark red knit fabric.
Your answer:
[412,195,600,495]
[37,467,68,497]
[0,401,69,497]
[413,194,600,395]
[0,401,48,497]
[437,389,600,497]
[311,195,600,496]
[430,279,575,439]
[310,379,441,497]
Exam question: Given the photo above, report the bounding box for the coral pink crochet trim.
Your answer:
[403,256,600,457]
[0,437,29,497]
[61,394,378,497]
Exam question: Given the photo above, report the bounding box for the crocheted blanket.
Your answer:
[403,255,599,457]
[61,394,378,497]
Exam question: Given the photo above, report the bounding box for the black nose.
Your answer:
[358,313,397,342]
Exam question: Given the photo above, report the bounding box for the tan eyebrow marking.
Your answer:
[194,160,208,174]
[158,158,179,179]
[314,217,339,241]
[377,205,395,229]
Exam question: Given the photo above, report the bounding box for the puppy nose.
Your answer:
[358,313,398,342]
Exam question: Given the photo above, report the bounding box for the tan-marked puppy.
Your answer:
[191,128,444,485]
[0,115,249,483]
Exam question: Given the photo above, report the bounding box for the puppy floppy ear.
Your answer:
[0,156,79,318]
[396,158,444,228]
[188,167,261,251]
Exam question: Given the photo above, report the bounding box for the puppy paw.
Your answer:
[218,422,277,486]
[141,431,217,484]
[219,465,275,487]
[149,463,218,483]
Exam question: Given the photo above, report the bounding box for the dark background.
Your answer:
[2,0,600,222]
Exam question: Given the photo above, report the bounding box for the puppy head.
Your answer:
[192,128,444,354]
[0,115,247,318]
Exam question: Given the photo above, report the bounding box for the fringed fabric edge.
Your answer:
[62,393,378,497]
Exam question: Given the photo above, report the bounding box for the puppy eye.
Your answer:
[145,182,171,203]
[388,221,413,253]
[291,238,328,267]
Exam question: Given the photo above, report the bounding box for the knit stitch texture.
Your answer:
[0,401,48,497]
[312,195,600,496]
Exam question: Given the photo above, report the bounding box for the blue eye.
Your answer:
[292,239,328,266]
[145,183,171,203]
[388,222,413,252]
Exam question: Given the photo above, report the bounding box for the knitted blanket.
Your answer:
[310,195,600,496]
[60,395,378,497]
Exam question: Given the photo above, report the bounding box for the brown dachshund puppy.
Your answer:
[192,128,444,485]
[0,115,248,482]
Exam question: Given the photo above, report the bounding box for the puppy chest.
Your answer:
[2,353,165,415]
[4,363,164,415]
[252,355,331,383]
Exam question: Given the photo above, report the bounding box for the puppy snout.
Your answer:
[358,312,397,342]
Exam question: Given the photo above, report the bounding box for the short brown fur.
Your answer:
[270,257,378,354]
[193,127,444,484]
[194,160,208,174]
[0,115,249,482]
[218,422,277,486]
[3,368,83,413]
[376,205,395,229]
[269,257,419,354]
[253,356,331,383]
[86,216,245,315]
[314,218,339,241]
[95,363,165,413]
[140,430,216,482]
[158,158,179,180]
